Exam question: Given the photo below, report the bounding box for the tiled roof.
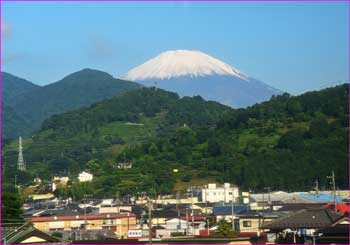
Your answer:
[152,209,178,218]
[28,213,135,222]
[167,216,205,221]
[38,208,80,217]
[277,203,323,211]
[212,205,250,215]
[263,207,344,230]
[179,216,205,221]
[1,223,64,244]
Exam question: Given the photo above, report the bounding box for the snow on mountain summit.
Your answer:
[124,50,248,81]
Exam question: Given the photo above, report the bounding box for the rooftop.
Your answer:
[263,207,344,230]
[28,213,135,222]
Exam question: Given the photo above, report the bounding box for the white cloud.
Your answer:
[86,34,114,61]
[1,22,12,38]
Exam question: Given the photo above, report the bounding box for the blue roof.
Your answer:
[212,205,250,215]
[298,193,344,203]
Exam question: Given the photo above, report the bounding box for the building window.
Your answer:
[243,221,252,227]
[103,219,116,225]
[229,192,232,195]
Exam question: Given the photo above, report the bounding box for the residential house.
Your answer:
[28,213,136,238]
[1,222,66,244]
[315,216,349,244]
[117,162,133,169]
[78,171,93,182]
[262,207,346,244]
[53,176,69,185]
[136,196,199,205]
[212,205,286,235]
[164,216,206,236]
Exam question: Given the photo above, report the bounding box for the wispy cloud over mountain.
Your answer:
[86,35,115,61]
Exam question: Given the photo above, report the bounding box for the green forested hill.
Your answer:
[2,84,348,199]
[2,105,32,140]
[118,84,348,194]
[2,72,41,139]
[3,69,141,139]
[2,72,41,105]
[2,88,232,196]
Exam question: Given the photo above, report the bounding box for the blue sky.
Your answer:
[2,1,349,94]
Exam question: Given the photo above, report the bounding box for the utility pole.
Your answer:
[265,187,271,210]
[14,175,17,191]
[313,179,319,196]
[327,171,337,206]
[205,188,209,234]
[83,194,92,231]
[84,195,87,230]
[148,197,152,245]
[262,191,265,223]
[186,208,189,235]
[191,187,194,236]
[224,184,227,204]
[231,189,235,230]
[176,191,180,232]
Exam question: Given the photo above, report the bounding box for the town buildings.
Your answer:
[20,182,349,244]
[78,171,93,182]
[199,183,239,203]
[29,213,136,238]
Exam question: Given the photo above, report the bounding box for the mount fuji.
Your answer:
[124,50,282,108]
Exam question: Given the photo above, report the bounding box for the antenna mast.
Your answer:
[17,136,26,171]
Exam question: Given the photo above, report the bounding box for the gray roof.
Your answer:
[250,193,292,202]
[263,207,344,230]
[38,208,79,217]
[212,205,250,215]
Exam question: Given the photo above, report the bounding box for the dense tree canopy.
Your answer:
[2,85,348,199]
[2,192,24,223]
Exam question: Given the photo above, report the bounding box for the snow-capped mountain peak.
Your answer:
[124,50,248,81]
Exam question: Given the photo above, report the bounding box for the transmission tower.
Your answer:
[17,136,26,171]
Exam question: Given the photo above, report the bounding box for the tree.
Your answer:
[213,219,239,237]
[148,143,159,156]
[207,138,221,157]
[286,100,302,115]
[87,159,101,175]
[309,118,330,138]
[2,192,24,222]
[277,129,305,151]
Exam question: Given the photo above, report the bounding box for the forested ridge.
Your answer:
[2,69,141,138]
[2,84,348,199]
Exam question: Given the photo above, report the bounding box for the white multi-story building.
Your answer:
[201,183,239,203]
[78,171,93,182]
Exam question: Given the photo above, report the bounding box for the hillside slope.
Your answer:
[3,85,347,198]
[121,84,349,194]
[2,72,41,105]
[4,69,142,138]
[2,88,232,196]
